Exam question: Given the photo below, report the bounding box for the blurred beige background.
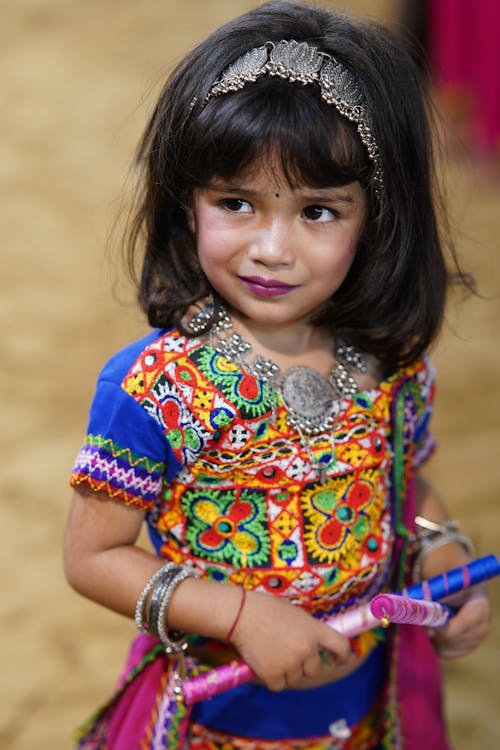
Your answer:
[1,1,499,748]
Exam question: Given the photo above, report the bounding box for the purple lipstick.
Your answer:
[239,275,298,297]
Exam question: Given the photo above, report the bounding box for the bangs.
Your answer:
[185,77,370,190]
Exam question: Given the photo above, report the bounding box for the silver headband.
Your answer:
[204,39,383,196]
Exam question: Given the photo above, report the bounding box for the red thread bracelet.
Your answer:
[225,587,247,642]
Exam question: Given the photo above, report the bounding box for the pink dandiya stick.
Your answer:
[369,594,452,629]
[324,599,377,635]
[182,602,380,704]
[182,555,499,706]
[185,660,255,704]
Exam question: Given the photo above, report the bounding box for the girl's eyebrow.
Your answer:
[207,182,252,195]
[300,189,355,204]
[206,181,355,203]
[206,176,260,193]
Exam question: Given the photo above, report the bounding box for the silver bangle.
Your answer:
[413,517,475,582]
[157,568,195,654]
[147,568,181,636]
[415,515,461,536]
[134,563,177,633]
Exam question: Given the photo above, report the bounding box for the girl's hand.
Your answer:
[228,589,352,691]
[429,587,491,659]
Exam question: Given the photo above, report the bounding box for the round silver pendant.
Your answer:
[279,366,334,435]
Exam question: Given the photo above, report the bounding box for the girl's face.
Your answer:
[191,162,367,334]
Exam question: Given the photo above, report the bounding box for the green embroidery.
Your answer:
[182,487,271,567]
[312,489,339,513]
[167,428,183,448]
[191,347,273,419]
[184,426,201,450]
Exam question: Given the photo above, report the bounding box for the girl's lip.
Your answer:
[238,275,298,297]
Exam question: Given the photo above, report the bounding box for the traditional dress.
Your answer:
[70,328,449,750]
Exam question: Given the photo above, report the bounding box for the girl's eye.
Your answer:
[220,198,253,213]
[302,205,335,222]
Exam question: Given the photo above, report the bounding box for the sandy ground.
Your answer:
[1,1,499,748]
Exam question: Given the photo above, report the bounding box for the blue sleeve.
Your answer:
[70,332,180,509]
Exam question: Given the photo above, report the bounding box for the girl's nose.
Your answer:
[247,219,295,266]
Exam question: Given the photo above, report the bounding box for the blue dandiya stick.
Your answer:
[182,555,500,704]
[323,555,500,637]
[401,554,500,601]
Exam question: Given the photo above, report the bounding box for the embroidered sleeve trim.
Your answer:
[69,434,164,510]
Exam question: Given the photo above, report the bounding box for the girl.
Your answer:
[65,2,491,748]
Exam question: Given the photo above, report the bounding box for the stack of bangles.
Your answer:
[135,563,249,651]
[413,516,475,582]
[134,563,198,653]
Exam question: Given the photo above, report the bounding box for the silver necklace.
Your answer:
[188,305,367,480]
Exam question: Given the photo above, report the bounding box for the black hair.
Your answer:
[126,0,467,373]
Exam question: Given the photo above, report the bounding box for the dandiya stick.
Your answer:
[401,554,499,601]
[323,554,500,636]
[369,594,452,628]
[182,554,499,705]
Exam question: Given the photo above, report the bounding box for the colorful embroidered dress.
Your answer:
[70,328,438,750]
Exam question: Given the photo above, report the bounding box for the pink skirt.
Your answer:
[75,628,450,750]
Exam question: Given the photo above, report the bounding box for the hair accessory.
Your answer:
[205,39,383,195]
[413,515,475,582]
[225,587,247,642]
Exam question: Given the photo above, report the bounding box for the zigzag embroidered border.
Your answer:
[70,435,164,509]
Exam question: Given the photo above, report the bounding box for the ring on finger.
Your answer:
[319,648,336,666]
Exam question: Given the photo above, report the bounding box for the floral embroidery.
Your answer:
[301,471,386,565]
[182,487,271,567]
[191,346,272,419]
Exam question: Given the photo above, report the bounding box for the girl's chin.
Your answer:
[226,305,321,331]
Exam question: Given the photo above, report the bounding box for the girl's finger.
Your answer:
[301,651,323,678]
[320,629,351,664]
[318,648,336,668]
[265,673,288,693]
